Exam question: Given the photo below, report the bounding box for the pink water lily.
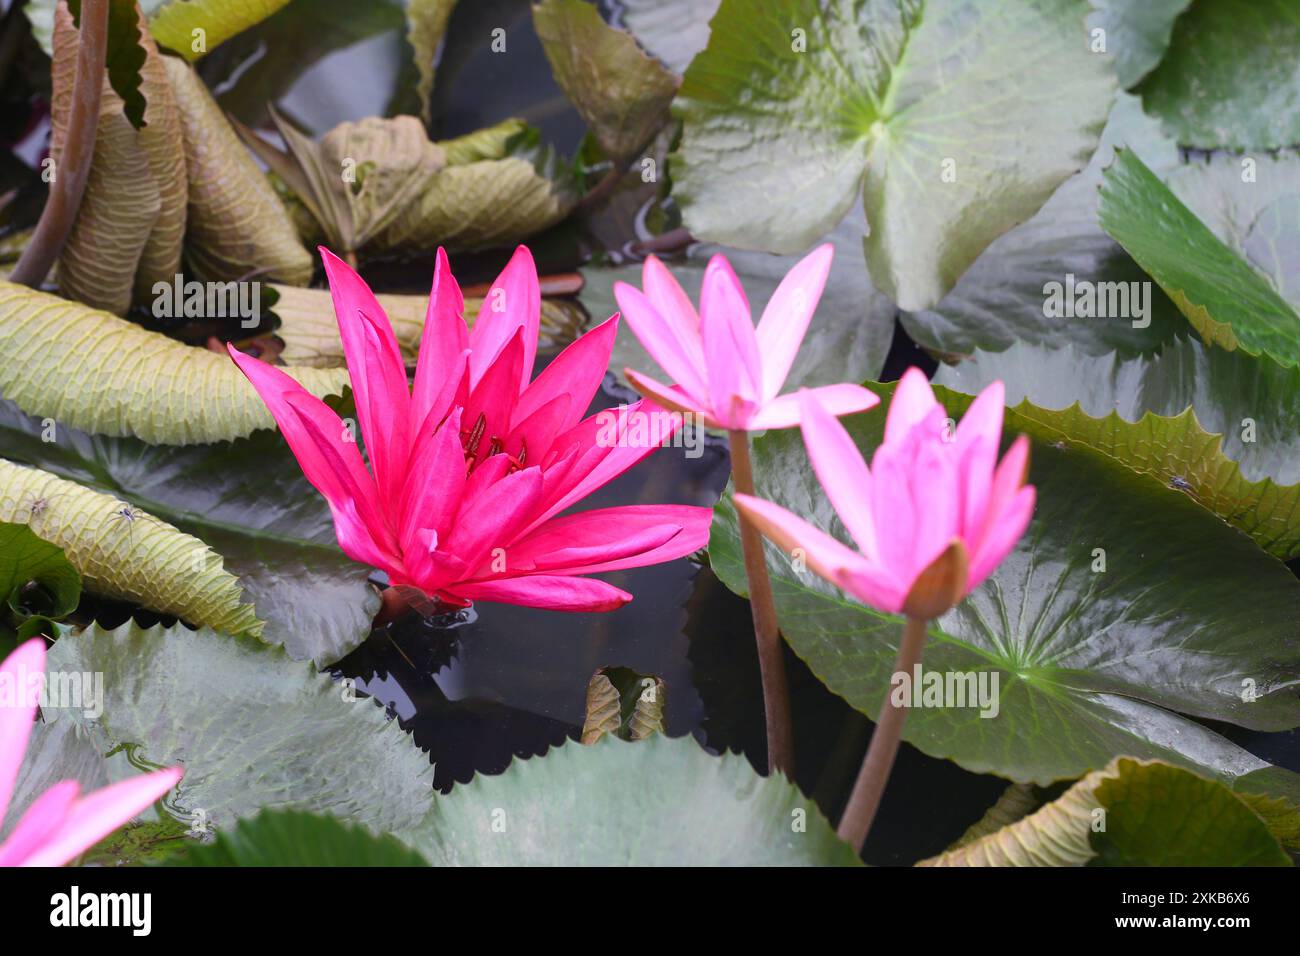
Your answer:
[1,640,182,867]
[735,368,1036,617]
[230,245,710,612]
[613,245,880,430]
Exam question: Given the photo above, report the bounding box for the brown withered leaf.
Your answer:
[51,0,185,313]
[163,56,313,286]
[580,666,665,745]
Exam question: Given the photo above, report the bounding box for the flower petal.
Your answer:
[642,254,701,338]
[398,408,467,556]
[470,245,540,390]
[320,248,412,505]
[0,779,79,867]
[0,639,45,822]
[884,367,940,446]
[700,254,762,416]
[746,382,879,430]
[502,505,710,575]
[15,768,182,868]
[755,243,833,400]
[513,314,619,437]
[614,281,710,401]
[411,246,468,431]
[797,390,879,561]
[968,485,1035,592]
[452,575,633,612]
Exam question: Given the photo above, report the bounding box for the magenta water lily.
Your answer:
[231,246,710,613]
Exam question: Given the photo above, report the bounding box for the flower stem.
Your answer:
[836,614,929,853]
[9,0,108,288]
[728,429,794,777]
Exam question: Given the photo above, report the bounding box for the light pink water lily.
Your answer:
[735,369,1035,617]
[613,245,880,431]
[230,245,710,612]
[1,639,182,867]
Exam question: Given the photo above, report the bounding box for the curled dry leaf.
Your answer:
[0,459,260,637]
[162,55,313,286]
[51,0,186,314]
[269,282,587,367]
[405,0,458,123]
[0,280,348,444]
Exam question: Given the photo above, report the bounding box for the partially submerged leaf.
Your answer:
[0,459,260,636]
[163,56,313,285]
[533,0,679,163]
[1085,0,1192,89]
[270,282,586,367]
[0,281,348,444]
[580,666,665,744]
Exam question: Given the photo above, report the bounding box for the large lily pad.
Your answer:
[900,93,1185,358]
[0,399,380,666]
[170,809,431,866]
[672,0,1116,309]
[398,734,859,865]
[710,380,1300,785]
[933,355,1300,559]
[41,621,433,835]
[1085,0,1192,89]
[1136,0,1300,150]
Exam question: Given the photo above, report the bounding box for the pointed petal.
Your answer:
[624,369,709,422]
[452,575,633,612]
[0,639,45,821]
[797,390,879,560]
[613,281,709,401]
[0,779,78,867]
[321,247,411,503]
[975,435,1032,550]
[505,393,572,467]
[462,328,525,468]
[968,486,1035,592]
[700,254,761,415]
[747,383,879,430]
[229,346,395,567]
[470,246,540,390]
[642,254,701,337]
[15,768,182,867]
[756,243,833,399]
[445,466,546,575]
[399,409,467,555]
[733,494,903,611]
[502,505,709,575]
[884,367,939,445]
[513,314,619,436]
[411,247,468,429]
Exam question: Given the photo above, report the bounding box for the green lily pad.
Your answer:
[621,0,719,74]
[1085,0,1192,88]
[398,734,859,866]
[932,357,1300,559]
[672,0,1116,309]
[710,380,1300,785]
[1099,148,1300,369]
[901,93,1185,358]
[1136,0,1300,150]
[41,621,433,836]
[169,809,431,866]
[0,399,380,667]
